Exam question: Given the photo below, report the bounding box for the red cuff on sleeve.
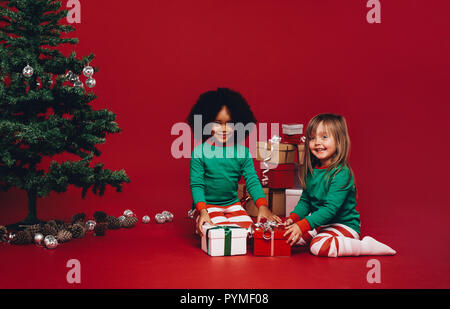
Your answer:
[195,202,207,211]
[255,198,268,208]
[296,218,311,234]
[288,213,300,222]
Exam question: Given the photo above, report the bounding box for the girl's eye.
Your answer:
[322,135,327,139]
[310,137,315,140]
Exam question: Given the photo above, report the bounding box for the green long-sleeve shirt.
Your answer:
[190,142,267,209]
[290,164,361,234]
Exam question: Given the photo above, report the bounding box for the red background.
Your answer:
[1,0,449,289]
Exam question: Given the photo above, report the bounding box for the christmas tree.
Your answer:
[0,0,131,229]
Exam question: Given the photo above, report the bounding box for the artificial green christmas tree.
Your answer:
[0,0,130,229]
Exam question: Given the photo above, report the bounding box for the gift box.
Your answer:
[260,163,296,189]
[256,141,296,164]
[297,144,305,165]
[285,189,303,217]
[282,123,303,136]
[270,189,286,217]
[201,224,248,256]
[238,184,269,217]
[253,224,291,257]
[280,134,303,146]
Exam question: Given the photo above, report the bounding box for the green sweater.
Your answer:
[290,165,361,234]
[190,142,267,209]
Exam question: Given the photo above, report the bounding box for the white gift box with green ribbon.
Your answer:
[201,224,248,256]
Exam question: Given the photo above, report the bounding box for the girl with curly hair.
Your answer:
[187,88,281,236]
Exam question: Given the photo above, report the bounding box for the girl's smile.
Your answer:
[309,122,336,167]
[212,105,234,144]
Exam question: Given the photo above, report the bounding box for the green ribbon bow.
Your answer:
[206,225,241,256]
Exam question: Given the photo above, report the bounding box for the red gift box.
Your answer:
[280,134,303,145]
[253,225,291,257]
[260,163,296,189]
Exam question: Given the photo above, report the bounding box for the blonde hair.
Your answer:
[301,113,355,190]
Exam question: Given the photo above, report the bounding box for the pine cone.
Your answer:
[122,216,138,228]
[26,224,42,235]
[71,213,86,224]
[10,230,32,245]
[56,230,72,243]
[47,219,58,228]
[93,223,107,236]
[93,211,107,223]
[0,225,8,242]
[70,223,86,239]
[56,221,70,232]
[41,224,58,237]
[106,216,121,230]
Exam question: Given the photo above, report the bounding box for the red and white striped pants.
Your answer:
[195,202,254,230]
[297,223,361,257]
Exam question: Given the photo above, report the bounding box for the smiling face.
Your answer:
[211,105,234,144]
[309,121,337,167]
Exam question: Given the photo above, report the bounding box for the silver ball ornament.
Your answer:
[187,209,195,219]
[118,215,126,223]
[44,235,58,249]
[22,64,34,77]
[123,209,134,217]
[34,233,44,245]
[85,220,96,231]
[8,233,16,242]
[142,215,150,224]
[155,213,166,224]
[85,77,96,88]
[83,65,94,77]
[162,211,173,222]
[73,78,83,88]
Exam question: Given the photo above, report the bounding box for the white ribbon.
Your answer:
[261,135,281,186]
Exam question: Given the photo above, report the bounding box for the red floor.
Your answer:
[1,208,448,289]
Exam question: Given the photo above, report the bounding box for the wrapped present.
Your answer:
[256,141,296,164]
[297,144,305,165]
[253,221,291,257]
[201,224,248,256]
[238,183,269,217]
[259,163,296,189]
[285,189,303,217]
[270,189,286,217]
[282,123,303,136]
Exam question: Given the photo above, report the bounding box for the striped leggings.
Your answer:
[297,223,361,257]
[195,202,254,230]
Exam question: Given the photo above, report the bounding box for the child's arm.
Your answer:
[285,189,311,226]
[190,154,207,211]
[295,169,353,235]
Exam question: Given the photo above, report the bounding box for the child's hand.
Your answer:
[283,223,302,246]
[256,206,282,224]
[197,209,214,237]
[284,218,294,226]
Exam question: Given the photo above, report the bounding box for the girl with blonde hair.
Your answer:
[284,114,396,257]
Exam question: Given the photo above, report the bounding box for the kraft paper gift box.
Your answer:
[270,189,286,217]
[253,225,291,257]
[238,183,269,217]
[201,224,248,257]
[256,141,296,164]
[282,123,303,136]
[297,144,305,165]
[285,189,303,217]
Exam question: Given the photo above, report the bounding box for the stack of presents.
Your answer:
[202,124,305,257]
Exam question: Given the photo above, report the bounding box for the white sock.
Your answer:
[327,236,396,257]
[360,236,396,256]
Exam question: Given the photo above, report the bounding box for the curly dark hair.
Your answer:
[187,87,257,142]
